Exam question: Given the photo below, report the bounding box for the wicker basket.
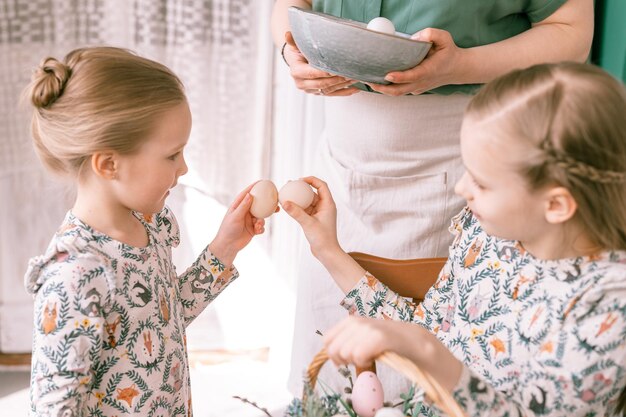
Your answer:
[305,349,466,417]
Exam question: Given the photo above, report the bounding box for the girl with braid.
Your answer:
[283,62,626,416]
[23,47,266,416]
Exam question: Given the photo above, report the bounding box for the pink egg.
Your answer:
[351,371,385,417]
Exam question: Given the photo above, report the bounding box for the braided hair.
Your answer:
[466,62,626,253]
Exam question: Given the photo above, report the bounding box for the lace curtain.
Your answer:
[0,0,272,352]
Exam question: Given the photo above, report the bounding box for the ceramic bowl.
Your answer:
[287,7,431,85]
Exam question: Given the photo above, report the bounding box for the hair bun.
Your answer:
[30,57,70,108]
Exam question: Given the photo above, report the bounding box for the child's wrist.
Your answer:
[208,239,237,267]
[313,242,344,265]
[318,248,367,294]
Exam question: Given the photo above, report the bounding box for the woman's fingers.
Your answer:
[321,79,360,96]
[285,31,298,48]
[324,86,361,97]
[285,31,358,96]
[293,69,352,89]
[291,64,337,83]
[313,79,358,94]
[366,28,458,95]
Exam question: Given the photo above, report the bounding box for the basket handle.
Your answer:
[306,348,466,417]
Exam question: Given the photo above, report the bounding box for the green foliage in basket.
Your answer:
[282,365,431,417]
[236,364,436,417]
[283,382,350,417]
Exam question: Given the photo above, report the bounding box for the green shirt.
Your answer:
[313,0,568,94]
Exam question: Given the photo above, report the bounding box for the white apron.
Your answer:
[288,91,473,400]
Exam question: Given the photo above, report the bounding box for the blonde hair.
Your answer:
[25,46,186,177]
[466,62,626,251]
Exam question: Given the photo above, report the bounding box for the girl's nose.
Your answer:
[454,171,472,201]
[179,155,189,177]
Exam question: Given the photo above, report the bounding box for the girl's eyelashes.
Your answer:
[167,152,181,161]
[471,176,485,190]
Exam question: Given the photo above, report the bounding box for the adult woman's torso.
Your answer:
[289,0,567,398]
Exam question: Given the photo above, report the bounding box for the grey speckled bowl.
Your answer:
[288,7,431,85]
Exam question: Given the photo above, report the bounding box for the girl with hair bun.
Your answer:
[24,46,266,416]
[284,62,626,416]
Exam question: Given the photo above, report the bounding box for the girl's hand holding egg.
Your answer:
[248,179,315,219]
[210,181,268,266]
[250,177,341,261]
[280,176,342,260]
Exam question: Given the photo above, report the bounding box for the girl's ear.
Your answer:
[544,186,577,224]
[90,151,118,180]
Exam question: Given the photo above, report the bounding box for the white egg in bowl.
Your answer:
[288,7,431,84]
[366,17,395,35]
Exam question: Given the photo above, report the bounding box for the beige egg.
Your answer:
[249,180,278,218]
[278,180,315,209]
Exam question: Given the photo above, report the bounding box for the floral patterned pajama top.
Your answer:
[342,207,626,416]
[25,206,238,417]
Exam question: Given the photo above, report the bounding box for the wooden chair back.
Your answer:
[348,252,446,303]
[347,252,446,376]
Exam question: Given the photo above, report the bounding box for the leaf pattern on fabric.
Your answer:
[341,207,626,416]
[26,206,238,416]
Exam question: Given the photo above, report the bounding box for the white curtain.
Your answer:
[269,55,325,294]
[0,0,273,353]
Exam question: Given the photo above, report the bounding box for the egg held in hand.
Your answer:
[249,180,278,218]
[278,180,315,209]
[351,371,385,417]
[366,17,395,35]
